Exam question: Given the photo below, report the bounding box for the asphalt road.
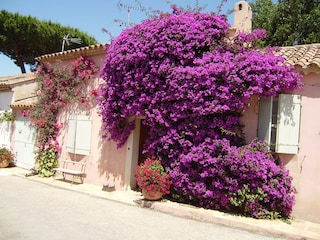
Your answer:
[0,175,287,240]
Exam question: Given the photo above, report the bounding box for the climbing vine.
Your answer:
[30,56,98,177]
[98,7,302,219]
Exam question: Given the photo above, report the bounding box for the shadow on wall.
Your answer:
[97,130,126,189]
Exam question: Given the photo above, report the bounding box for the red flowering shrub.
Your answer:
[29,56,98,176]
[134,158,172,194]
[98,8,302,219]
[0,146,15,167]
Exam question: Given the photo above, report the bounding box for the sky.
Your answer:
[0,0,240,77]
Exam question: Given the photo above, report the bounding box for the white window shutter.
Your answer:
[74,115,92,155]
[66,115,92,155]
[258,98,272,145]
[275,94,301,154]
[67,115,76,154]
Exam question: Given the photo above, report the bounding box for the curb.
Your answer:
[134,199,319,240]
[3,168,320,240]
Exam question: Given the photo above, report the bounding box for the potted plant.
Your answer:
[0,146,15,168]
[0,111,15,122]
[134,157,172,200]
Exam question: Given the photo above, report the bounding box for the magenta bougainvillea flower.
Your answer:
[98,8,302,219]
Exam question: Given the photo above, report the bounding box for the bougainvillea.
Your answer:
[171,139,296,219]
[30,56,98,176]
[98,8,302,219]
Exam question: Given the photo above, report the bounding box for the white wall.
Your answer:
[0,92,14,111]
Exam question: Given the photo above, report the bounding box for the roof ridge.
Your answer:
[35,42,320,73]
[36,43,108,63]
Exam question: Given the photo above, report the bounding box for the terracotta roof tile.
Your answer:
[0,72,35,84]
[35,42,320,73]
[10,102,35,109]
[0,73,36,91]
[35,43,107,63]
[0,85,11,91]
[279,44,320,73]
[10,96,37,109]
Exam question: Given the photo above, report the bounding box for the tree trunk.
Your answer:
[14,45,26,73]
[17,56,26,73]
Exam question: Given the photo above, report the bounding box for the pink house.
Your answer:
[242,43,320,223]
[35,44,132,189]
[34,42,320,224]
[28,1,320,224]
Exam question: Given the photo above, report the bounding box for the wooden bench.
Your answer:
[53,160,86,184]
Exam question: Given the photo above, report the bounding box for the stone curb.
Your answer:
[134,199,320,240]
[3,167,320,240]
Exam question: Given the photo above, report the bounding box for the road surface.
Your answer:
[0,175,286,240]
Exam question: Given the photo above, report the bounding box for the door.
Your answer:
[138,121,150,165]
[14,117,36,169]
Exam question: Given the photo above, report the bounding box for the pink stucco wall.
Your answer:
[57,106,127,188]
[240,95,259,143]
[284,73,320,223]
[50,52,320,223]
[241,73,320,223]
[55,55,128,189]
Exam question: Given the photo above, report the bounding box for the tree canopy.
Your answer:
[251,0,320,46]
[0,10,98,73]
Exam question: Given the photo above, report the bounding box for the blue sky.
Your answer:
[0,0,239,77]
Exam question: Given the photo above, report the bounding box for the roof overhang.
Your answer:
[10,102,35,110]
[279,44,320,74]
[0,84,11,92]
[35,43,108,63]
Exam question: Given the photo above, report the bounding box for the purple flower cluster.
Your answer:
[172,139,296,219]
[98,9,302,218]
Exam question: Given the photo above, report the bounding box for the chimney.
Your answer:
[234,1,252,33]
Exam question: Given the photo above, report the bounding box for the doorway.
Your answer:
[138,121,150,165]
[14,116,36,169]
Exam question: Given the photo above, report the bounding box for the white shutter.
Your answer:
[258,97,273,145]
[275,94,301,154]
[67,115,76,154]
[67,115,92,155]
[74,115,92,155]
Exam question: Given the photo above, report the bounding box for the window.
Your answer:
[258,94,301,154]
[67,115,92,155]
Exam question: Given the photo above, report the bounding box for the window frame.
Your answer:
[258,94,301,154]
[67,115,92,155]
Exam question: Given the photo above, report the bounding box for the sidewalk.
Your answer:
[1,167,320,240]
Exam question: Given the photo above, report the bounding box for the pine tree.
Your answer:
[0,10,97,73]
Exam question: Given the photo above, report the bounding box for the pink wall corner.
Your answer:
[86,109,127,188]
[241,73,320,223]
[54,54,129,189]
[286,73,320,222]
[56,102,128,189]
[240,95,259,144]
